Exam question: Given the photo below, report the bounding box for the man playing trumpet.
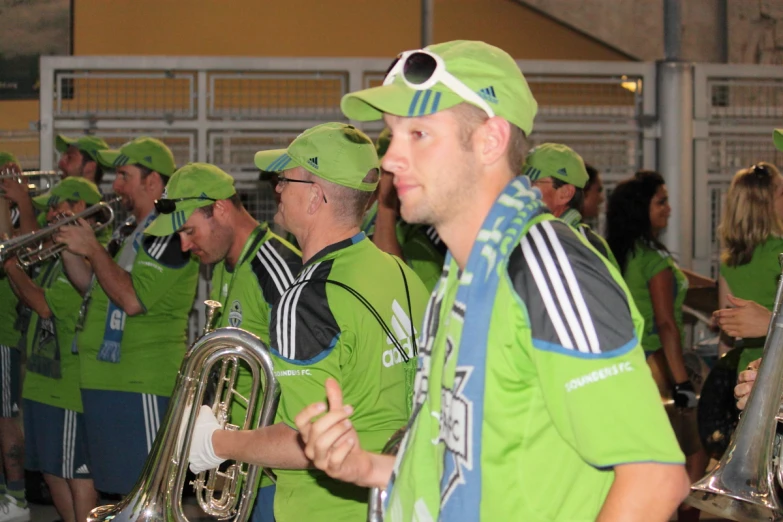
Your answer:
[3,178,105,522]
[55,137,199,496]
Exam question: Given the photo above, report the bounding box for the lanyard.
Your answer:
[217,225,266,306]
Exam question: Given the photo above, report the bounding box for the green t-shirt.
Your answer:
[622,241,688,353]
[23,259,84,411]
[75,229,199,396]
[0,276,20,348]
[363,203,446,293]
[270,233,429,522]
[386,216,684,521]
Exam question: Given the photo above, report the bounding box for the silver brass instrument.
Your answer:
[0,169,61,195]
[367,428,406,522]
[0,197,118,268]
[685,254,783,521]
[87,301,280,522]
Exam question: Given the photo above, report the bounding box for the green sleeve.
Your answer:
[131,234,194,311]
[403,234,444,293]
[44,272,82,320]
[641,246,671,281]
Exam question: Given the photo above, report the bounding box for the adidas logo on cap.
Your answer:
[557,167,567,176]
[307,157,319,169]
[478,86,499,104]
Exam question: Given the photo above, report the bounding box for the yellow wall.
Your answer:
[0,0,631,160]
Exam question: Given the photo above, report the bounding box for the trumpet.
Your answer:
[88,301,280,522]
[0,196,118,268]
[367,427,406,522]
[0,169,61,194]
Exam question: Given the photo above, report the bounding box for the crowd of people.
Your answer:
[0,38,779,522]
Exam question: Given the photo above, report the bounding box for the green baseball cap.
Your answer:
[32,177,102,210]
[774,129,783,152]
[522,143,589,189]
[0,152,19,168]
[341,40,537,135]
[55,134,110,163]
[376,128,391,159]
[254,122,379,192]
[96,136,176,176]
[145,162,237,236]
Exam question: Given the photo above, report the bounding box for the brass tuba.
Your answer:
[685,254,783,521]
[367,427,406,522]
[88,301,280,522]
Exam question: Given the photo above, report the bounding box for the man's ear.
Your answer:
[557,183,576,205]
[81,160,97,181]
[214,199,232,218]
[477,116,512,167]
[307,184,323,215]
[73,200,87,214]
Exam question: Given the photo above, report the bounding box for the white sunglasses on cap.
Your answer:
[382,49,496,118]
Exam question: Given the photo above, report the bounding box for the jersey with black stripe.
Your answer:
[74,224,199,397]
[387,213,683,522]
[269,233,430,522]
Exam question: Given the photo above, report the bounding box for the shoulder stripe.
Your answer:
[528,223,592,353]
[276,263,319,359]
[256,250,284,296]
[521,231,577,351]
[147,234,171,259]
[539,221,600,353]
[259,241,296,288]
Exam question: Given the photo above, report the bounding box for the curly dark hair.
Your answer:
[606,170,668,273]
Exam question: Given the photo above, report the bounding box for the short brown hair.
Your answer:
[198,193,243,218]
[452,103,528,173]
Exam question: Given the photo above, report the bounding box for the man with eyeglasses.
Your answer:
[186,122,430,522]
[145,162,301,522]
[523,142,619,270]
[54,136,199,496]
[292,41,689,521]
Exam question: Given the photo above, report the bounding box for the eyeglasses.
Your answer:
[154,196,217,215]
[276,175,327,203]
[383,50,496,118]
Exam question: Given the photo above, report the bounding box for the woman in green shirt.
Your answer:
[718,162,783,370]
[607,170,705,522]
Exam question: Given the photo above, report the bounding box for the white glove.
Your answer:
[188,405,225,474]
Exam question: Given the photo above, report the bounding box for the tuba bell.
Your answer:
[88,300,280,522]
[685,254,783,521]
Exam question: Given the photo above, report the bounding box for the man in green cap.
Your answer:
[187,122,430,522]
[363,128,446,292]
[3,178,107,522]
[0,151,28,522]
[523,142,619,270]
[53,136,199,496]
[292,40,689,521]
[145,162,301,522]
[55,134,110,186]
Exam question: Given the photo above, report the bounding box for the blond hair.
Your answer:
[720,162,783,267]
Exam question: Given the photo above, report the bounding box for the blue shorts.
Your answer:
[81,389,169,495]
[251,484,276,522]
[24,400,91,479]
[0,346,20,418]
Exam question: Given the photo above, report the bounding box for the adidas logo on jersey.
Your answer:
[76,464,90,474]
[307,157,319,169]
[383,300,417,368]
[478,86,499,104]
[11,404,18,413]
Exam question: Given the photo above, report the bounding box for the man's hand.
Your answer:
[294,378,374,485]
[713,295,772,338]
[377,171,399,214]
[735,358,761,410]
[54,218,101,258]
[188,405,225,473]
[1,176,29,206]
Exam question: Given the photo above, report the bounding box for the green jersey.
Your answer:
[270,233,429,522]
[0,276,20,348]
[76,229,199,396]
[387,216,684,521]
[23,259,84,411]
[363,203,446,292]
[623,241,688,353]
